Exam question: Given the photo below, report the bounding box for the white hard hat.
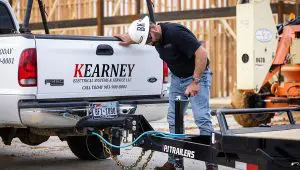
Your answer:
[128,16,150,45]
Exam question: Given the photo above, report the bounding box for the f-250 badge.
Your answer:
[45,79,64,86]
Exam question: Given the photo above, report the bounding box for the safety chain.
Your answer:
[140,150,155,170]
[98,131,154,170]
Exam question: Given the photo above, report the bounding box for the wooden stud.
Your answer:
[112,0,122,16]
[47,0,59,21]
[219,0,223,96]
[97,0,104,36]
[278,0,284,24]
[177,0,181,11]
[296,0,300,17]
[136,0,141,15]
[129,0,132,15]
[156,0,160,12]
[219,19,236,41]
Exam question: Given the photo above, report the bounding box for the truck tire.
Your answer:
[67,135,109,160]
[231,83,274,127]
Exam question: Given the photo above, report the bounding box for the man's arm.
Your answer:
[193,46,208,80]
[184,46,208,97]
[114,33,135,46]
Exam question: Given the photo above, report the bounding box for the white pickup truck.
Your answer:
[0,0,167,160]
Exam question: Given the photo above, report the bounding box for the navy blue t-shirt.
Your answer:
[155,23,201,78]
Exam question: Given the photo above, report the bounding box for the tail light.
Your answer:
[18,48,37,87]
[163,62,169,83]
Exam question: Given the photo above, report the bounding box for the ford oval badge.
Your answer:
[147,77,157,83]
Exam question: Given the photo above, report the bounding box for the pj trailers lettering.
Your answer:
[163,145,195,159]
[73,64,135,78]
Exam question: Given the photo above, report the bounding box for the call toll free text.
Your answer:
[81,84,128,90]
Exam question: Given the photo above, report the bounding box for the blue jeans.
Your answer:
[167,67,213,164]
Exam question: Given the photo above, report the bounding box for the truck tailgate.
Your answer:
[35,35,163,99]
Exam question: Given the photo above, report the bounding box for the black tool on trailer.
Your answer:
[75,98,300,170]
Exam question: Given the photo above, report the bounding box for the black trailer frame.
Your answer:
[76,99,300,170]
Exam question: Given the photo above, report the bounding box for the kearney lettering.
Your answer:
[73,64,135,78]
[162,145,195,159]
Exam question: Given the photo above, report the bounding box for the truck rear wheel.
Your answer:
[231,83,274,127]
[67,135,109,160]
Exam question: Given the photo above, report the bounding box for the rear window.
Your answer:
[0,2,15,34]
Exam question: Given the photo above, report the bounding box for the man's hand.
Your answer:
[114,33,135,46]
[184,81,200,97]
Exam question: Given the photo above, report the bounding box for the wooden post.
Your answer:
[47,0,59,21]
[135,0,141,15]
[177,0,181,11]
[278,0,284,24]
[97,0,104,36]
[296,0,300,17]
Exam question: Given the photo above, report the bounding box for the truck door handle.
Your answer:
[96,44,114,55]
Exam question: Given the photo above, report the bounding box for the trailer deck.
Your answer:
[238,128,300,140]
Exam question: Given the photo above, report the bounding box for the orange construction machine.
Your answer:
[232,0,300,127]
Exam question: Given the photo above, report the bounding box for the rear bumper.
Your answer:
[19,98,168,128]
[19,101,135,128]
[20,107,81,128]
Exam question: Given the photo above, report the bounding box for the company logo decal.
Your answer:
[162,145,195,159]
[73,64,135,91]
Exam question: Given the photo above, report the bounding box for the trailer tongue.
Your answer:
[74,99,300,170]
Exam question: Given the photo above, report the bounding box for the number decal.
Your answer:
[0,58,14,64]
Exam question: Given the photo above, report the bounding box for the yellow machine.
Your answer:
[232,0,300,127]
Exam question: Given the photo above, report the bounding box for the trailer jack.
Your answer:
[76,99,300,170]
